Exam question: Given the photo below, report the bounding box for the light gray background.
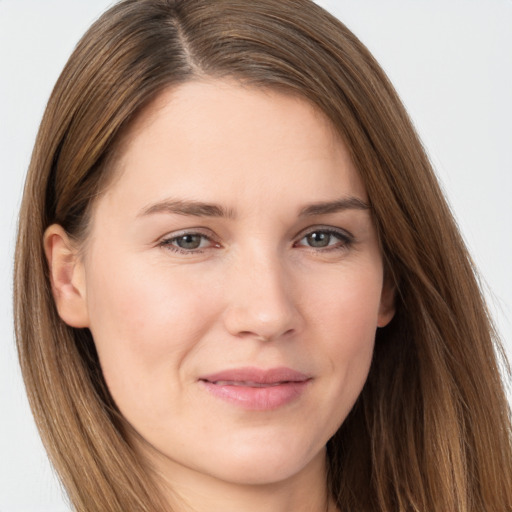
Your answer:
[1,1,511,510]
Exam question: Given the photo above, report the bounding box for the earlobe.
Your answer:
[377,278,396,328]
[43,224,89,328]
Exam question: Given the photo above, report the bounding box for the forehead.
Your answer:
[97,79,367,218]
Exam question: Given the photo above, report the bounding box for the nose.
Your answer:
[222,247,302,342]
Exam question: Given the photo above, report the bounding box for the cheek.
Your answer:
[305,263,382,417]
[308,260,383,345]
[83,251,220,408]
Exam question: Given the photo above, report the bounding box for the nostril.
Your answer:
[235,328,295,343]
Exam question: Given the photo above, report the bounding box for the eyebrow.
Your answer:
[138,199,236,219]
[138,196,370,219]
[299,197,370,216]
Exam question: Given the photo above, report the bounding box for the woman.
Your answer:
[14,0,512,511]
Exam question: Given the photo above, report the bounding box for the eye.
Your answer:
[295,228,353,251]
[173,234,207,250]
[158,232,219,253]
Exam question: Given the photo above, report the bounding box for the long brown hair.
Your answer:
[14,0,512,510]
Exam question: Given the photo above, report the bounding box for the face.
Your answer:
[49,80,394,489]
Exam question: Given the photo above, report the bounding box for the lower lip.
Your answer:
[200,380,310,410]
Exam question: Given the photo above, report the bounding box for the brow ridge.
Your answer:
[299,197,370,216]
[139,196,369,219]
[139,198,236,219]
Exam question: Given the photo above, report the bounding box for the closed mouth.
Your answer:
[202,379,301,387]
[199,366,311,386]
[198,367,311,410]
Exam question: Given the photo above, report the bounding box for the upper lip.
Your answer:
[199,367,311,385]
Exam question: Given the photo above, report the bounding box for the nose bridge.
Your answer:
[223,241,299,341]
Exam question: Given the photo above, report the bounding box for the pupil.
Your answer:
[177,234,202,249]
[307,232,330,248]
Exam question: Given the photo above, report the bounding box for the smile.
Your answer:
[199,367,312,410]
[209,380,288,387]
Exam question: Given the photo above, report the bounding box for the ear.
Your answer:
[377,276,396,328]
[43,224,89,328]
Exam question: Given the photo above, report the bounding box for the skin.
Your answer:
[45,80,394,512]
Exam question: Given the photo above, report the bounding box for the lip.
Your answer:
[199,367,312,410]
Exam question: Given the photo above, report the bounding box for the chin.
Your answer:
[198,436,328,486]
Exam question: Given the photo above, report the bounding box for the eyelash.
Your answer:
[294,228,354,252]
[158,231,219,255]
[158,227,354,255]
